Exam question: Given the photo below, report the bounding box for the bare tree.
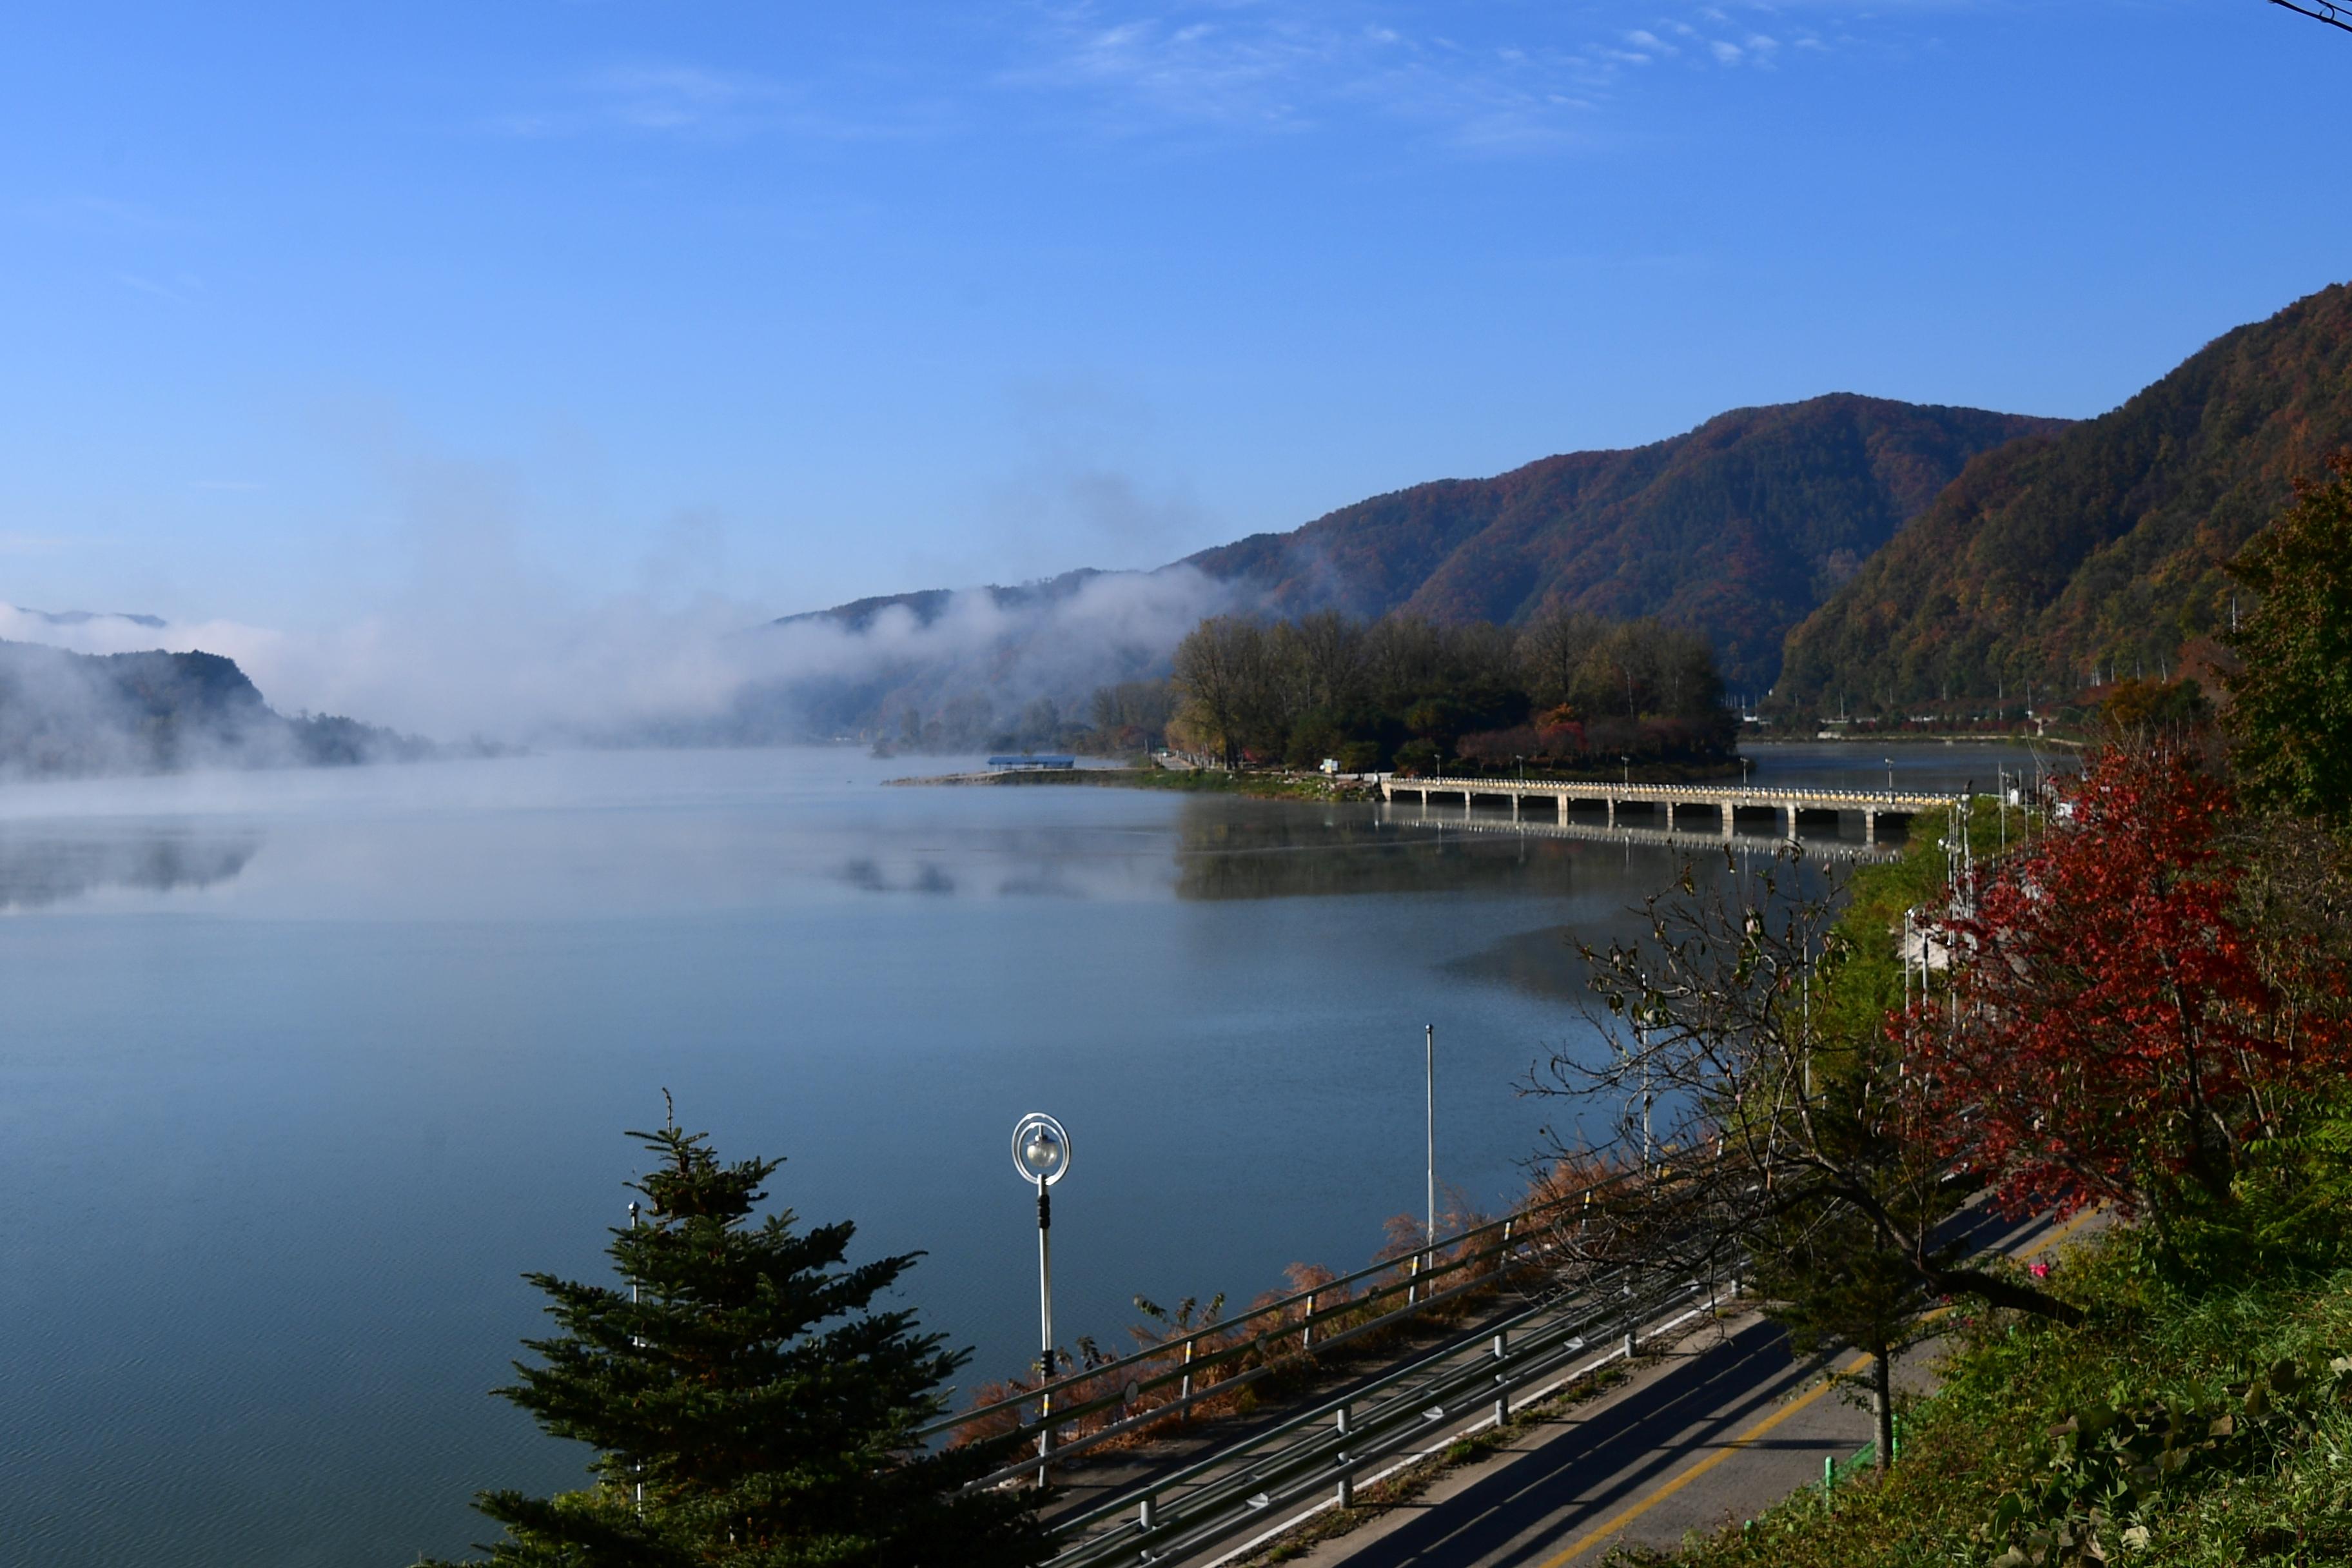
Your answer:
[1171,616,1272,767]
[1274,611,1366,716]
[1515,607,1607,710]
[1524,845,2081,1325]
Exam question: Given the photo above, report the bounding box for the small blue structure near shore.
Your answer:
[987,754,1077,771]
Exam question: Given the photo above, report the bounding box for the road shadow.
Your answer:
[1337,1318,1835,1568]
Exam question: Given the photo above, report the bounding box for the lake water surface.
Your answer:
[0,741,2048,1566]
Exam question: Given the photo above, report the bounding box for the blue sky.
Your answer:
[2,1,2347,643]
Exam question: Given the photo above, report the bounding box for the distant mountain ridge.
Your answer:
[778,395,2065,728]
[0,640,427,777]
[1775,282,2352,714]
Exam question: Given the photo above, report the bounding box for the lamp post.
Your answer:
[1012,1112,1071,1487]
[1885,756,1895,796]
[1424,1024,1436,1250]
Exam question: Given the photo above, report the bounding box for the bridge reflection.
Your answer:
[1377,799,1902,863]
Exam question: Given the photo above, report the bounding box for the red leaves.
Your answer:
[1910,750,2338,1222]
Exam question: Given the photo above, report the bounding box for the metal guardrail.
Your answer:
[1047,1268,1729,1567]
[921,1181,1612,1482]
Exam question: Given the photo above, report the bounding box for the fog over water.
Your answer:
[0,741,2041,1567]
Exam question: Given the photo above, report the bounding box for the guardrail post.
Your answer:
[1493,1330,1509,1424]
[1336,1404,1353,1509]
[1179,1336,1195,1421]
[1622,1285,1637,1359]
[1302,1291,1317,1354]
[1138,1494,1155,1533]
[1407,1252,1421,1306]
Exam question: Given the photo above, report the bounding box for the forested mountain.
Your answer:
[1774,282,2352,717]
[767,395,2059,743]
[0,640,426,776]
[1181,395,2064,690]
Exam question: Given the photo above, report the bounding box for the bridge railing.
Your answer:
[1403,772,1960,807]
[918,1177,1619,1489]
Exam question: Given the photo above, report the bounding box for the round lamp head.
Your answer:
[1011,1112,1071,1186]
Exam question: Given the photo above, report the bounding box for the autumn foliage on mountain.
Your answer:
[1776,282,2352,718]
[1186,395,2060,692]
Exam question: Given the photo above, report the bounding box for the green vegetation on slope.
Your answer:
[1674,1226,2352,1567]
[1775,282,2352,721]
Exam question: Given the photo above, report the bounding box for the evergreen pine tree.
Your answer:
[425,1113,1046,1567]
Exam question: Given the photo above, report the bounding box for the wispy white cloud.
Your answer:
[11,195,185,235]
[487,62,954,144]
[1000,2,1852,151]
[113,271,202,303]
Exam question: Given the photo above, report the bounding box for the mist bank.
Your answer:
[0,639,435,780]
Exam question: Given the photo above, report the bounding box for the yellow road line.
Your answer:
[1533,1349,1871,1567]
[2015,1206,2099,1260]
[1531,1206,2101,1567]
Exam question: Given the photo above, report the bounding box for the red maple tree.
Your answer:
[1913,748,2340,1228]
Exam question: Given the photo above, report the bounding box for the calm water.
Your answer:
[0,741,2043,1566]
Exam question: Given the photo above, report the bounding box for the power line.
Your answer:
[2270,0,2352,34]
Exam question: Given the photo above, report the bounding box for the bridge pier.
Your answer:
[1720,801,1734,838]
[1785,803,1799,839]
[1605,798,1616,828]
[1864,809,1877,847]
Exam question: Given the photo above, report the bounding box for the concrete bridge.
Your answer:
[1378,774,1961,847]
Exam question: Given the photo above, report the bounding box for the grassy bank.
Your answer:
[1668,1229,2352,1567]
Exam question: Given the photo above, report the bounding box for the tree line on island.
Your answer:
[1032,607,1740,777]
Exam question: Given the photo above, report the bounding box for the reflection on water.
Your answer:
[1174,808,1582,902]
[1445,925,1589,1004]
[0,827,259,910]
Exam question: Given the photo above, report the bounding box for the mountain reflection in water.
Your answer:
[0,827,260,910]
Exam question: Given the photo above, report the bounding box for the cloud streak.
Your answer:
[1000,2,1849,150]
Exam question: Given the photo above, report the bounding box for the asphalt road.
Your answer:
[1275,1208,2093,1568]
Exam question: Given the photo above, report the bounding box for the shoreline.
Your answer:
[881,767,1377,801]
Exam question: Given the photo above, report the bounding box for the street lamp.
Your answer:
[1012,1112,1071,1485]
[1885,756,1895,796]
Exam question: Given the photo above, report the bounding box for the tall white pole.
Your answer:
[1425,1024,1437,1248]
[629,1200,644,1517]
[1035,1175,1054,1487]
[1036,1179,1054,1372]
